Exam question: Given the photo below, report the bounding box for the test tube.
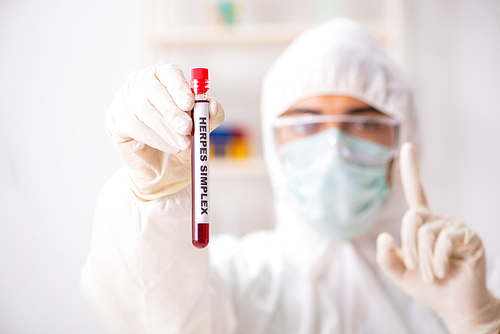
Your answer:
[191,68,210,248]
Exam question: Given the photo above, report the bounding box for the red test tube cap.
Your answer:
[191,68,209,81]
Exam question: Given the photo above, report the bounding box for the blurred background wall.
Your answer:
[0,0,499,332]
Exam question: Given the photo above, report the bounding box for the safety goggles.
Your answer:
[273,114,400,167]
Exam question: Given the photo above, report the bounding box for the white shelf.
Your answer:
[211,156,269,178]
[147,21,391,49]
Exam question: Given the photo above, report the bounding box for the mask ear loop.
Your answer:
[273,122,296,176]
[386,119,402,188]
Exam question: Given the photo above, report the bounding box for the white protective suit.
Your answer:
[81,18,500,333]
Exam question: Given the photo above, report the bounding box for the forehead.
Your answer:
[284,95,374,115]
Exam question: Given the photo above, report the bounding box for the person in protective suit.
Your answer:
[81,18,500,333]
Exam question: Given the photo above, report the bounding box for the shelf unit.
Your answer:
[138,0,404,178]
[146,21,392,49]
[139,0,405,60]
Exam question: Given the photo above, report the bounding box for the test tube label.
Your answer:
[193,102,210,223]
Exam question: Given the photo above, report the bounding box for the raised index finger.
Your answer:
[400,142,428,210]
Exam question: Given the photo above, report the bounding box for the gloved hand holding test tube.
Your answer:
[103,63,223,237]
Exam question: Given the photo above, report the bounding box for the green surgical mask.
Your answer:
[279,128,390,240]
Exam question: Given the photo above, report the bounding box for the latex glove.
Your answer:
[106,63,224,201]
[376,142,500,334]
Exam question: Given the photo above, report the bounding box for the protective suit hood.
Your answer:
[261,18,417,261]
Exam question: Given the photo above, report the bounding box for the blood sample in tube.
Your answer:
[191,68,210,249]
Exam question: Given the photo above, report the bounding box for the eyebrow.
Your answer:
[283,106,382,116]
[346,106,382,115]
[283,108,322,116]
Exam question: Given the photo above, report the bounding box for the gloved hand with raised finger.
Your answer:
[376,142,500,334]
[106,63,225,201]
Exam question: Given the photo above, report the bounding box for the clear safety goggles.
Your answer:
[273,114,400,167]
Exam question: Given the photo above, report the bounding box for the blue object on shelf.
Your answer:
[210,126,233,156]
